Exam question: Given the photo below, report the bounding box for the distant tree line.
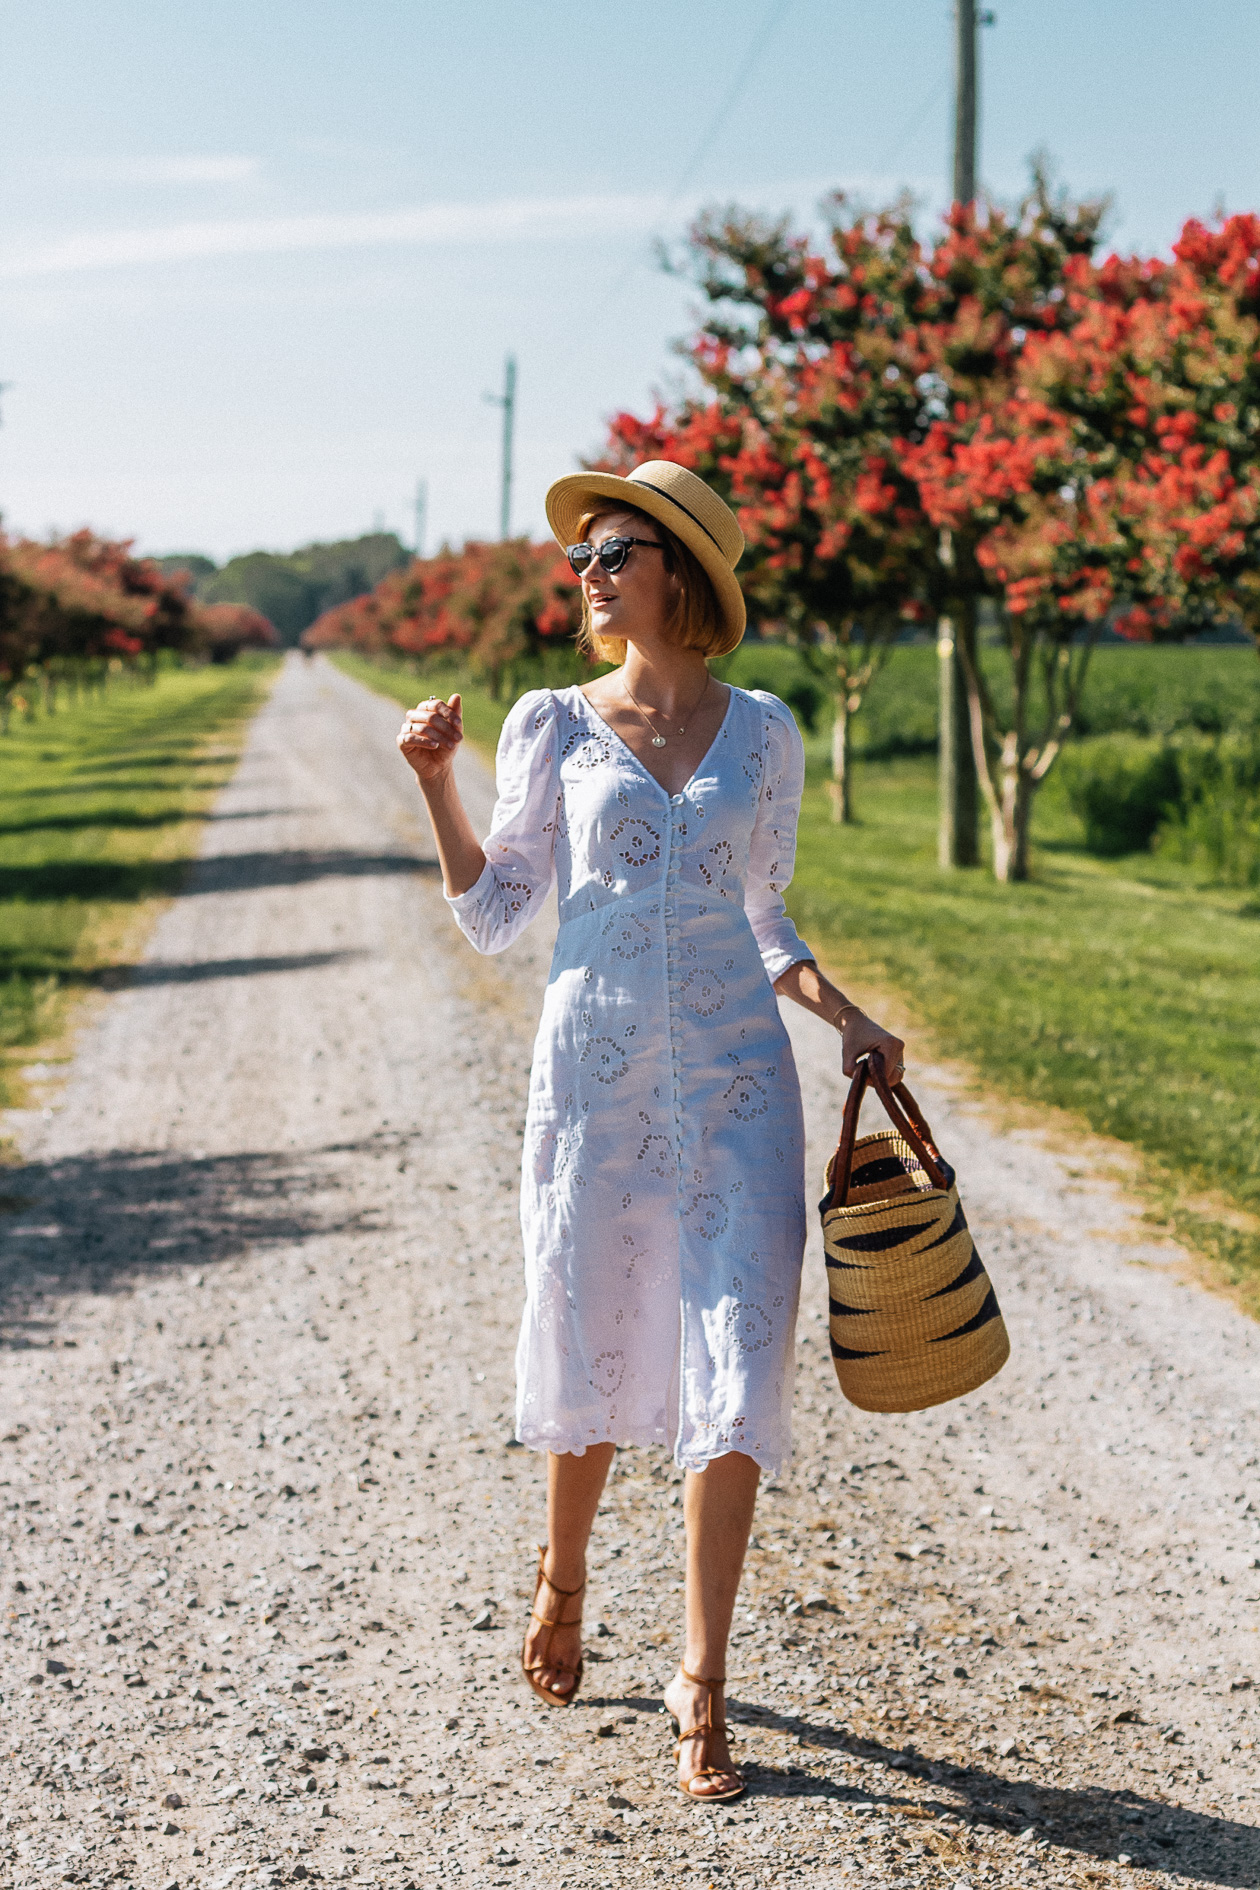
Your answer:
[159,533,410,647]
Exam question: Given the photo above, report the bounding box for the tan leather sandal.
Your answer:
[521,1546,585,1707]
[669,1666,745,1802]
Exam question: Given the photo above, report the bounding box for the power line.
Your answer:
[595,0,794,318]
[658,0,794,219]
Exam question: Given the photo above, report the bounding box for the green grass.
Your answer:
[852,638,1260,756]
[790,751,1260,1303]
[0,658,278,1103]
[339,647,1260,1303]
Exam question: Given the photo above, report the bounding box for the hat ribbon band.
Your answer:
[630,478,725,554]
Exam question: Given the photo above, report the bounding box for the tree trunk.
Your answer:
[987,731,1017,881]
[1011,760,1035,881]
[829,692,851,823]
[985,732,1039,882]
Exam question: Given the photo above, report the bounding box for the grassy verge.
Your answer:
[0,656,279,1110]
[790,752,1260,1309]
[338,649,1260,1308]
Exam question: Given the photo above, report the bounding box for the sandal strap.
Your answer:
[675,1668,728,1736]
[531,1605,583,1629]
[535,1545,586,1600]
[675,1722,731,1748]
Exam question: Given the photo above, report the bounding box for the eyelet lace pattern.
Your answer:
[446,686,812,1473]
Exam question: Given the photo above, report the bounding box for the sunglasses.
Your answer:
[565,536,666,577]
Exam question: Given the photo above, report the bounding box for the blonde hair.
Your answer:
[574,505,726,665]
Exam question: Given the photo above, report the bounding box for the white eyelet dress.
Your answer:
[445,684,815,1473]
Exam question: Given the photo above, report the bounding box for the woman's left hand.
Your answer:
[838,1009,906,1084]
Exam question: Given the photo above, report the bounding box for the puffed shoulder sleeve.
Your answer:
[445,689,559,955]
[743,690,815,983]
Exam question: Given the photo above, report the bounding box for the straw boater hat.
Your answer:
[544,460,746,649]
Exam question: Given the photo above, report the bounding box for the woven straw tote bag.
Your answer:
[820,1051,1009,1414]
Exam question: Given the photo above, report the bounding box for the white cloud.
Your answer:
[0,174,949,287]
[0,191,677,281]
[73,154,262,187]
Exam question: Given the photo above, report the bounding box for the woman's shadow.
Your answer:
[595,1691,1257,1884]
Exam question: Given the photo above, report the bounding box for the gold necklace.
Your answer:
[621,671,711,748]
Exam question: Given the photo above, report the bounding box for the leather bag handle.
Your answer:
[823,1049,950,1211]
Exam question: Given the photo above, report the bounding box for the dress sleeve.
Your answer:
[445,689,559,955]
[744,690,815,983]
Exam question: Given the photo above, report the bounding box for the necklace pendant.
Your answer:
[651,735,667,748]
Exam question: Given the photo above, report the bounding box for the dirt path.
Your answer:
[2,652,1257,1890]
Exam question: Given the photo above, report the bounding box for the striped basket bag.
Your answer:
[820,1051,1009,1414]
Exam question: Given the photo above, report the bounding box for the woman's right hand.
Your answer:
[398,693,464,786]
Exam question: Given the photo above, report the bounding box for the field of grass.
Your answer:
[720,637,1260,751]
[0,658,278,1109]
[792,756,1260,1303]
[337,646,1260,1302]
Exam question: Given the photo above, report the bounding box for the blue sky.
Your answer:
[1,0,1257,561]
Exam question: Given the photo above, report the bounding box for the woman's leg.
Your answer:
[663,1449,761,1793]
[523,1443,615,1698]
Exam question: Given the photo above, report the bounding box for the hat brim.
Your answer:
[545,471,746,651]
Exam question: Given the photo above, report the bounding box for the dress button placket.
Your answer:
[665,797,685,1174]
[666,793,689,1459]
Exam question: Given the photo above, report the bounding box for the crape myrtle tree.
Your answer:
[893,171,1127,883]
[596,196,936,824]
[597,167,1198,878]
[937,205,1260,877]
[1029,213,1260,650]
[304,538,581,690]
[0,530,273,726]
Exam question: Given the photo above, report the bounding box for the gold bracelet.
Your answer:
[830,1003,861,1031]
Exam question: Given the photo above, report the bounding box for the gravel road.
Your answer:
[2,652,1257,1890]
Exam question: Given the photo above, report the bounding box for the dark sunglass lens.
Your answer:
[567,544,594,574]
[597,538,630,573]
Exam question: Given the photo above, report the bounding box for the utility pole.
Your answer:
[938,0,983,869]
[953,0,977,204]
[413,478,428,560]
[484,354,517,540]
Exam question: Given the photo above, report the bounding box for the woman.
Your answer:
[398,461,905,1801]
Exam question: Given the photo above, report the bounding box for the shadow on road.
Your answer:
[0,806,312,838]
[0,951,370,991]
[599,1689,1257,1879]
[0,1131,415,1348]
[104,950,370,988]
[685,1698,1255,1886]
[0,846,437,904]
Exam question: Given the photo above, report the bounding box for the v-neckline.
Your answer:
[572,683,735,801]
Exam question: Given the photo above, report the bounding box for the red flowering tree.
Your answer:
[597,199,937,821]
[0,530,256,724]
[0,531,280,725]
[597,169,1205,875]
[195,602,280,664]
[304,538,582,694]
[1026,213,1260,646]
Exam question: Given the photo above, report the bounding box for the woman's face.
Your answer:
[580,509,678,645]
